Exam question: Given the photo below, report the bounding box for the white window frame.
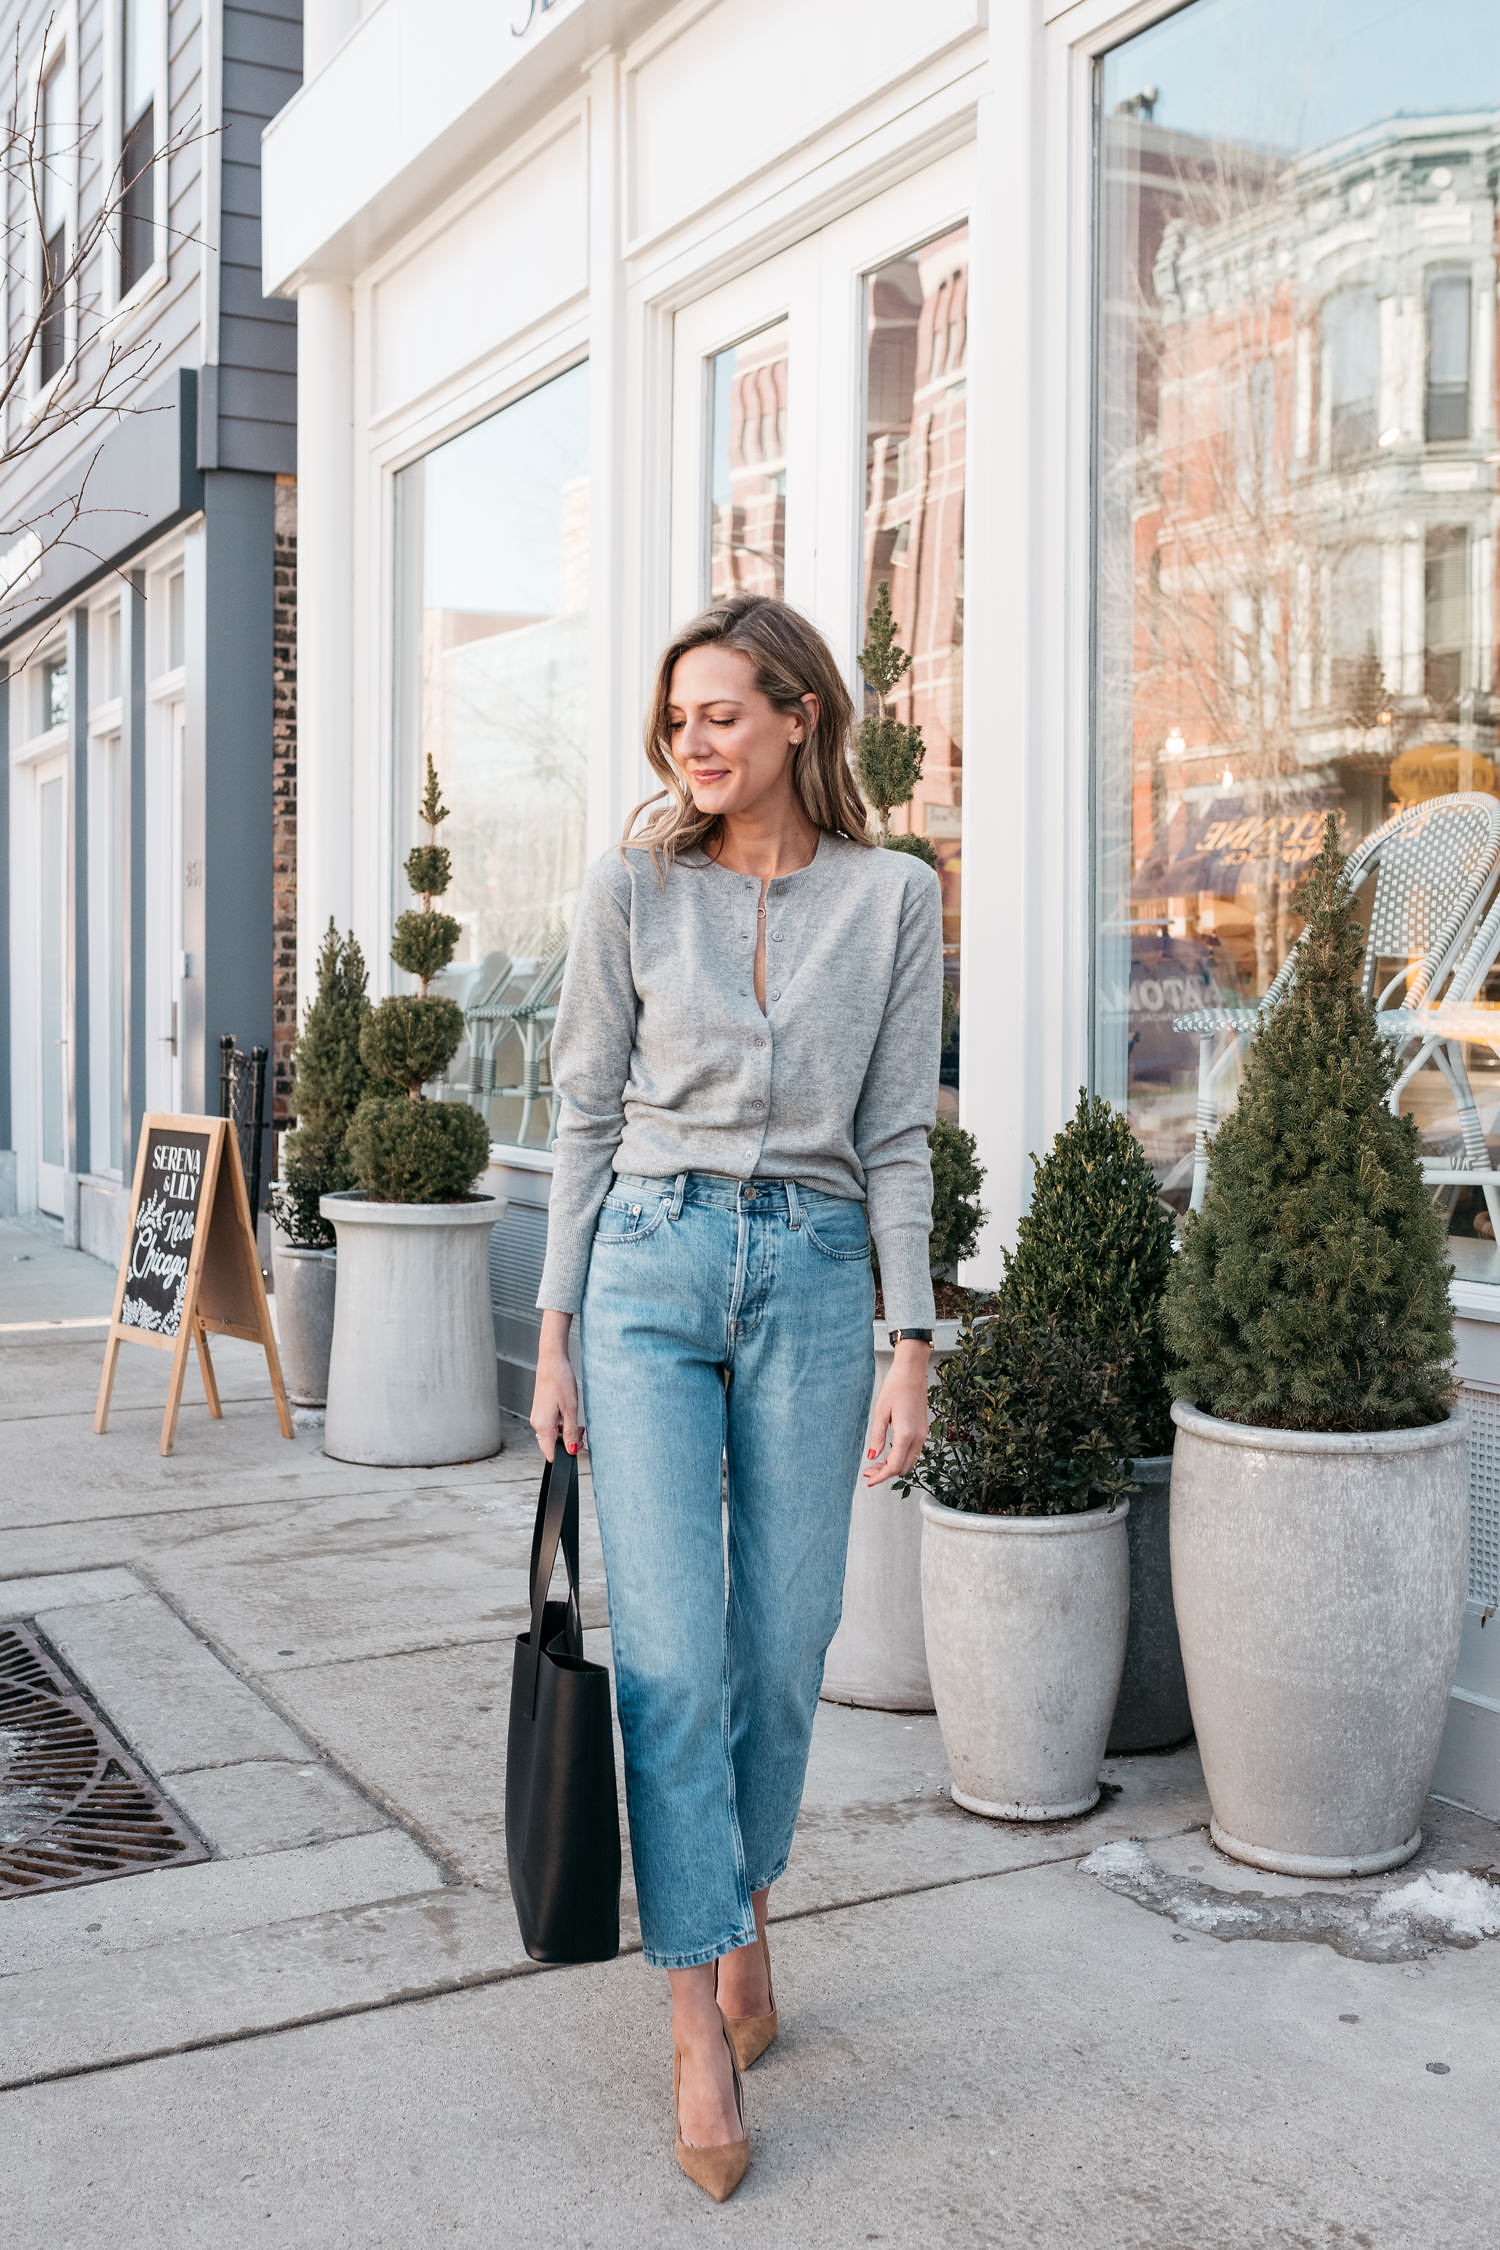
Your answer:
[85,590,127,1180]
[25,5,81,414]
[101,0,171,323]
[9,647,74,1218]
[143,543,187,1116]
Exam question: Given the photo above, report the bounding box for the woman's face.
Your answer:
[666,646,817,824]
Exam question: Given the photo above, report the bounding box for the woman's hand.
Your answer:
[531,1309,583,1460]
[864,1340,931,1486]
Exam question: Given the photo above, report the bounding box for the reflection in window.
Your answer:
[1426,273,1471,442]
[38,60,67,386]
[90,734,126,1175]
[863,228,967,1115]
[1324,289,1378,466]
[42,650,67,730]
[1094,0,1500,1277]
[708,321,787,600]
[120,0,155,295]
[395,362,589,1151]
[39,773,65,1168]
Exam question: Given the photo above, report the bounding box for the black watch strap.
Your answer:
[888,1327,934,1347]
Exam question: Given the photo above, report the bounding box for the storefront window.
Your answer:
[395,360,589,1151]
[1093,0,1500,1275]
[864,227,967,1112]
[709,320,788,600]
[89,733,126,1176]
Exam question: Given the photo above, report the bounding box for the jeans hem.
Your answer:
[744,1854,790,1895]
[642,1925,760,1972]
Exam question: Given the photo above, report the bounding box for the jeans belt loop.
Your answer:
[784,1178,802,1230]
[669,1171,688,1220]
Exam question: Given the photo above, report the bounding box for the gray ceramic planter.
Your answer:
[1170,1400,1469,1876]
[270,1241,337,1408]
[920,1495,1131,1819]
[320,1192,504,1468]
[1106,1453,1193,1755]
[821,1318,963,1712]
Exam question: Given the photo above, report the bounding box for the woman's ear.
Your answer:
[796,691,820,747]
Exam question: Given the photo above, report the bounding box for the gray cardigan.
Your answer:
[537,830,944,1326]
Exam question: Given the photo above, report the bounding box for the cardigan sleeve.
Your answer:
[536,858,637,1315]
[853,862,944,1329]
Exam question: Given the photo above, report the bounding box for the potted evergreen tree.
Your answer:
[1165,818,1467,1875]
[1002,1092,1190,1753]
[322,760,503,1468]
[822,1118,987,1711]
[268,921,370,1408]
[907,1307,1136,1817]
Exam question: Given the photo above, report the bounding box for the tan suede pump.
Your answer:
[716,1923,778,2071]
[673,2017,750,2203]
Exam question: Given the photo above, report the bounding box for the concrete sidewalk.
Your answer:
[2,1214,1498,2248]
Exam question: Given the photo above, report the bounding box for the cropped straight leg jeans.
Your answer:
[580,1171,875,1970]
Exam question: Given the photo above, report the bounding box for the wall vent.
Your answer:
[1458,1380,1500,1607]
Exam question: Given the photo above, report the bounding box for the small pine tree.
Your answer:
[347,758,492,1204]
[855,583,934,863]
[1164,815,1455,1432]
[270,922,370,1248]
[929,1118,987,1274]
[1003,1091,1177,1456]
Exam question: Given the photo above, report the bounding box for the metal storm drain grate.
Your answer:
[0,1620,209,1897]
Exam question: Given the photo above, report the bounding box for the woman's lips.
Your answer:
[690,769,731,784]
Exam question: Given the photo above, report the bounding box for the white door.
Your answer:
[145,699,184,1114]
[670,241,821,628]
[35,756,69,1215]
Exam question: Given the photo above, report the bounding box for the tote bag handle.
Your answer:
[526,1445,583,1712]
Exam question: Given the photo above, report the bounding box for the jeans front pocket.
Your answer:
[800,1201,871,1263]
[592,1193,672,1246]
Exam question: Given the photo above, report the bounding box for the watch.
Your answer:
[888,1327,934,1348]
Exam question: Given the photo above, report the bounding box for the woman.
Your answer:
[531,592,942,2201]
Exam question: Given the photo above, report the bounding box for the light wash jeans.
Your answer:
[580,1170,875,1969]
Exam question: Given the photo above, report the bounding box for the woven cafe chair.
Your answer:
[465,919,571,1147]
[1174,792,1500,1211]
[1380,872,1500,1239]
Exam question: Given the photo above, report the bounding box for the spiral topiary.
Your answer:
[347,757,491,1203]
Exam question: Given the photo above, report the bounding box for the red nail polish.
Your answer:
[867,1448,876,1459]
[567,1442,578,1454]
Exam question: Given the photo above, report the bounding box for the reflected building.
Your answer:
[1098,102,1500,1196]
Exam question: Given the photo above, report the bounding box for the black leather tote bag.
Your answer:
[505,1445,621,1963]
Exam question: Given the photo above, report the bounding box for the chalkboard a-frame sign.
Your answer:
[95,1114,294,1457]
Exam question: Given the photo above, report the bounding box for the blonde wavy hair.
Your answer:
[626,594,871,873]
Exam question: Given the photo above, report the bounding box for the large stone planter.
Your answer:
[822,1318,963,1712]
[920,1496,1131,1818]
[270,1241,337,1408]
[320,1192,505,1468]
[1170,1400,1469,1876]
[1107,1453,1193,1754]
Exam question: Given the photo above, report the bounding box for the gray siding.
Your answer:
[211,0,300,475]
[0,0,301,630]
[0,0,209,571]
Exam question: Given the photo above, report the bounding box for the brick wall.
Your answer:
[272,475,298,1129]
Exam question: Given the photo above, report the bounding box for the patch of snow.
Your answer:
[1372,1870,1500,1944]
[1080,1840,1152,1880]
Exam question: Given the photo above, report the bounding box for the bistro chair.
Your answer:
[1174,792,1500,1211]
[465,920,571,1147]
[1380,876,1500,1239]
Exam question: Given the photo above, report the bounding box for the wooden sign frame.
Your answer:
[95,1113,294,1457]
